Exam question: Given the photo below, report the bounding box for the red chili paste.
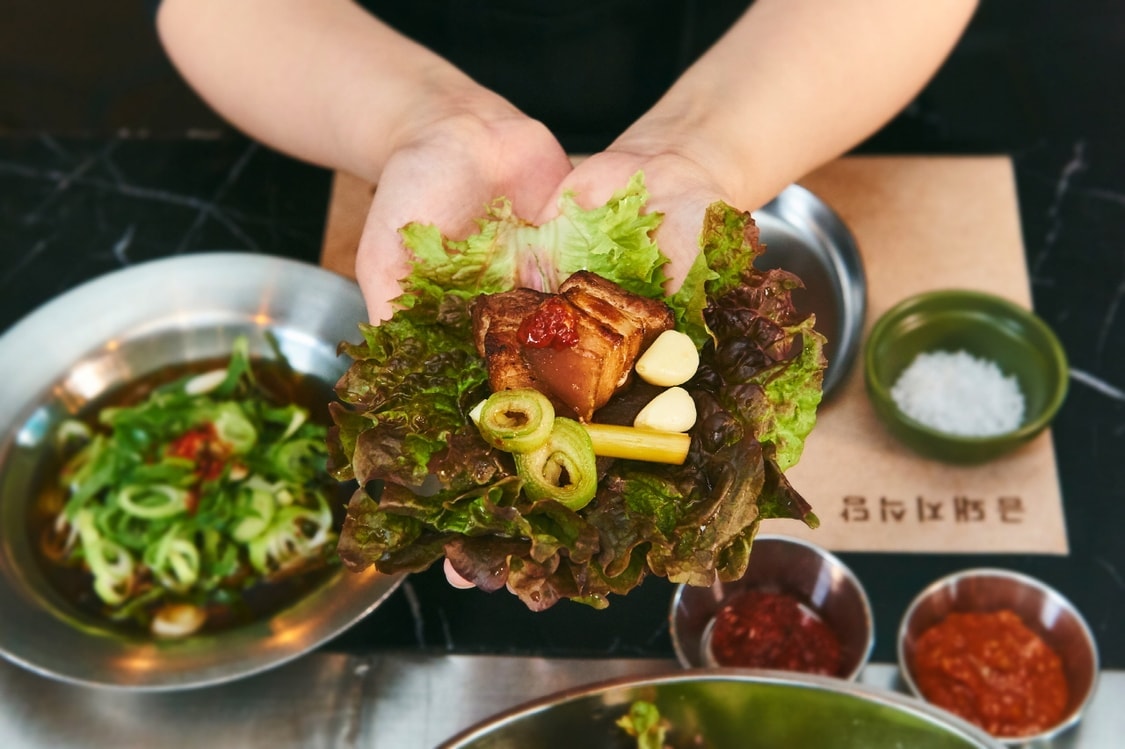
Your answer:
[518,297,580,349]
[912,609,1069,737]
[708,589,842,675]
[166,423,228,482]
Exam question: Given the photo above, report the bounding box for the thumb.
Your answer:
[355,227,410,324]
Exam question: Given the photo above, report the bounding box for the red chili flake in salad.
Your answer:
[518,297,580,349]
[912,609,1069,738]
[708,589,842,675]
[166,424,228,481]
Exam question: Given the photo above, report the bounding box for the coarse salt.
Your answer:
[890,350,1025,436]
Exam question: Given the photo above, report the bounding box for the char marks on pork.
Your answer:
[471,287,548,395]
[471,271,675,421]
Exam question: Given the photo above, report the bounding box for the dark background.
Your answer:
[2,1,1124,670]
[2,1,1122,146]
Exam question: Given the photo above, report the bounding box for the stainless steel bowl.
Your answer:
[897,568,1099,745]
[0,253,404,690]
[670,534,874,679]
[755,184,866,400]
[438,670,1005,748]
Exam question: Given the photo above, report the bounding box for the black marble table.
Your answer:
[2,1,1124,679]
[2,130,1123,673]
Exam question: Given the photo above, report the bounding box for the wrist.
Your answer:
[611,95,775,212]
[338,58,491,182]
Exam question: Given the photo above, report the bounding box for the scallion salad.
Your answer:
[44,336,338,637]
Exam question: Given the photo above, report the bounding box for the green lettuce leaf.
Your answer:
[397,171,667,300]
[329,172,825,609]
[536,172,668,297]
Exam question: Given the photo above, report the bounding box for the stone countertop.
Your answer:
[3,134,1122,674]
[1,653,1122,748]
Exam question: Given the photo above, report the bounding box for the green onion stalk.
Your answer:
[47,335,339,636]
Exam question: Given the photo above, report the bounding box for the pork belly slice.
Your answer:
[471,272,676,422]
[559,270,675,353]
[520,294,633,421]
[525,272,675,420]
[471,287,548,394]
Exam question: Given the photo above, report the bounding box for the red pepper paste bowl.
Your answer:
[669,534,874,680]
[897,568,1100,745]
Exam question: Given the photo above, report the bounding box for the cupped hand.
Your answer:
[534,144,747,293]
[355,95,573,322]
[440,147,757,592]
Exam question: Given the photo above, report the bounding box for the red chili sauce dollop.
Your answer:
[166,423,231,512]
[912,609,1069,738]
[166,423,228,482]
[708,590,843,676]
[518,297,580,349]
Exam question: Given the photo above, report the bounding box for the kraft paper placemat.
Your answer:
[319,156,1069,556]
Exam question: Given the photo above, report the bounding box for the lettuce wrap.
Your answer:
[327,173,824,610]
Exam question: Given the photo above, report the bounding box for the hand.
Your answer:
[355,95,573,322]
[535,143,745,294]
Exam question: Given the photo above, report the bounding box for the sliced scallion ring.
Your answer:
[248,502,333,574]
[148,528,201,592]
[232,485,277,542]
[212,403,257,454]
[116,484,188,519]
[473,388,555,453]
[514,417,597,510]
[183,368,228,396]
[279,409,308,441]
[54,418,92,449]
[75,509,136,606]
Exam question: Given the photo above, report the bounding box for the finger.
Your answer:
[356,160,501,322]
[533,152,640,224]
[355,192,414,323]
[443,557,477,589]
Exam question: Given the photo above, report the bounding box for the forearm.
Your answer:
[616,0,979,209]
[156,0,498,182]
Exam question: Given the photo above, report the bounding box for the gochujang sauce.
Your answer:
[912,609,1069,737]
[707,589,843,676]
[518,297,580,349]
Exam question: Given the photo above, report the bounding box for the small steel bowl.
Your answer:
[864,289,1068,464]
[897,568,1100,745]
[754,184,866,400]
[670,534,874,680]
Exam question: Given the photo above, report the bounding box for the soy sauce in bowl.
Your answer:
[25,354,346,640]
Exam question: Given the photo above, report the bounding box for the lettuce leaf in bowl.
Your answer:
[329,173,824,610]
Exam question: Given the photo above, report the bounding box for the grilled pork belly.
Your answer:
[471,287,548,394]
[471,271,675,421]
[559,271,674,353]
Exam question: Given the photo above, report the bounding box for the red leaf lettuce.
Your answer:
[329,174,824,610]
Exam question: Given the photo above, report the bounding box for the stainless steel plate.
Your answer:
[0,253,404,691]
[438,669,1004,749]
[755,185,866,399]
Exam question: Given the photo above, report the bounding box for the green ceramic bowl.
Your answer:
[864,290,1068,464]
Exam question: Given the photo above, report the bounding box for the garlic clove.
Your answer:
[635,330,699,387]
[633,386,697,433]
[151,602,207,638]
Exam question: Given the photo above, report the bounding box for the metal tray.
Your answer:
[754,185,866,399]
[3,654,1118,748]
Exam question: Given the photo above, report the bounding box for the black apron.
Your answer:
[364,0,754,152]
